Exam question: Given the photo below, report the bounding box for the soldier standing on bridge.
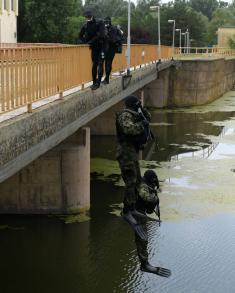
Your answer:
[116,95,153,240]
[79,9,107,90]
[102,17,124,85]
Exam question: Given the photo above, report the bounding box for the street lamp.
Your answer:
[187,30,190,53]
[126,0,131,75]
[175,28,182,53]
[168,19,176,55]
[182,31,187,53]
[150,5,161,60]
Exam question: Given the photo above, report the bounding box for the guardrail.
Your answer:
[175,47,235,56]
[0,44,172,115]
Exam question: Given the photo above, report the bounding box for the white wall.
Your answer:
[0,0,18,43]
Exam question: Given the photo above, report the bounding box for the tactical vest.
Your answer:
[137,182,159,214]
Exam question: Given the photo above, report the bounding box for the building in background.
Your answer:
[217,27,235,48]
[0,0,18,43]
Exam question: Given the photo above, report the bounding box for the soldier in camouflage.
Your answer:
[116,96,151,210]
[135,170,171,277]
[116,95,151,241]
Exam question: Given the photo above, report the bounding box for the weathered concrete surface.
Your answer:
[0,63,160,183]
[0,128,90,214]
[146,58,235,108]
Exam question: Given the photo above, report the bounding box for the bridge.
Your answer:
[0,44,235,214]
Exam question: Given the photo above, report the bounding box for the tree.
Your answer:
[160,1,209,47]
[84,0,128,18]
[228,37,235,49]
[189,0,219,20]
[18,0,78,43]
[207,7,235,44]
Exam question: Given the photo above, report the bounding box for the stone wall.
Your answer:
[145,58,235,108]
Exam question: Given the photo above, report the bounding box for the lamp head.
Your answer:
[150,5,159,11]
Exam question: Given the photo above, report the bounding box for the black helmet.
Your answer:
[125,95,141,110]
[144,170,159,188]
[84,9,93,18]
[104,16,112,25]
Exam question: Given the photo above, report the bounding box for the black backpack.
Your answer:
[108,25,124,53]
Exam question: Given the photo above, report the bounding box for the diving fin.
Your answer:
[122,211,147,241]
[141,262,171,278]
[131,209,161,223]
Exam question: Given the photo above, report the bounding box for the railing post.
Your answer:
[27,103,32,113]
[27,48,32,113]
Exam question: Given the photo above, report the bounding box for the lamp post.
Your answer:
[168,19,176,55]
[182,31,187,53]
[126,0,131,75]
[187,30,190,53]
[175,28,182,54]
[150,5,161,60]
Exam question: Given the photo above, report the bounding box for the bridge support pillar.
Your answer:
[0,128,90,214]
[61,127,90,214]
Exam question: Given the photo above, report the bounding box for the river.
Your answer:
[1,91,235,293]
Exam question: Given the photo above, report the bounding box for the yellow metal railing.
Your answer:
[0,44,172,115]
[175,47,235,57]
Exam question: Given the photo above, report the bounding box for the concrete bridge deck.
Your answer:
[0,60,178,184]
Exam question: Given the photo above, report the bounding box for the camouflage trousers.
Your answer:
[117,158,142,207]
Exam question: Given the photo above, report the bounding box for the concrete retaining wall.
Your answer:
[146,58,235,108]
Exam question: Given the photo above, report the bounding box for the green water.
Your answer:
[1,92,235,293]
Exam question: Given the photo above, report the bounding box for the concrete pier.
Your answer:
[0,128,90,214]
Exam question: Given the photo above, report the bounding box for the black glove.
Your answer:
[142,119,149,126]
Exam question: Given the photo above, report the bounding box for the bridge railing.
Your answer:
[175,47,235,57]
[0,44,172,115]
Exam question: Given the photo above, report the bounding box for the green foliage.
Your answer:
[160,1,209,46]
[189,0,219,20]
[207,6,235,45]
[18,0,82,43]
[17,0,235,48]
[228,37,235,49]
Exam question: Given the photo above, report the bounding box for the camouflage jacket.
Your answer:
[116,108,151,162]
[138,182,158,204]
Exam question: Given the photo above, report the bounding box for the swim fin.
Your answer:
[122,211,147,241]
[131,209,161,223]
[141,262,171,278]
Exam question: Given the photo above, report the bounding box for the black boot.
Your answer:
[90,82,100,90]
[141,262,171,278]
[102,78,109,85]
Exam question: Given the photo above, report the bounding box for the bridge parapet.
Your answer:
[0,62,162,184]
[0,44,172,115]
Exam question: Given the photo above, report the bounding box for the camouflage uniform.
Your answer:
[116,108,151,208]
[135,181,159,265]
